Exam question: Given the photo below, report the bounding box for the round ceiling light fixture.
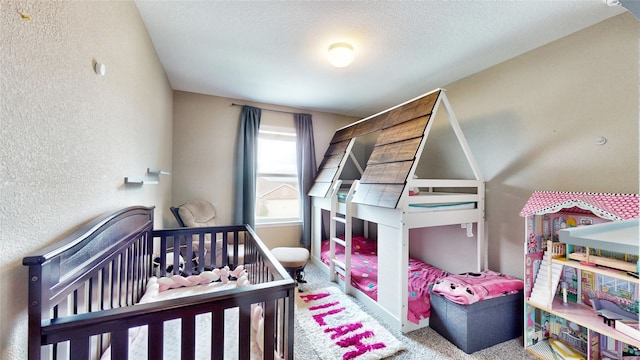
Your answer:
[327,42,354,68]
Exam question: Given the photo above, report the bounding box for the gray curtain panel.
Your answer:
[234,105,261,228]
[294,113,317,249]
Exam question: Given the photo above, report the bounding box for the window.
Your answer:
[256,128,300,224]
[597,274,636,299]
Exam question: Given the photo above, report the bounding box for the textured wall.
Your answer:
[0,1,172,358]
[172,91,356,246]
[172,14,639,274]
[412,13,640,278]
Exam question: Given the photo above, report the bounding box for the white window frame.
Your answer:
[255,126,301,225]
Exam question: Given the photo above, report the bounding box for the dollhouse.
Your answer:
[520,191,639,360]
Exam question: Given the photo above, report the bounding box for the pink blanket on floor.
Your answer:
[431,270,524,305]
[321,237,448,324]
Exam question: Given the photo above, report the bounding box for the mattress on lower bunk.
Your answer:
[320,236,448,324]
[101,270,269,360]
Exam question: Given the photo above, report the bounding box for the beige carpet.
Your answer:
[294,261,538,360]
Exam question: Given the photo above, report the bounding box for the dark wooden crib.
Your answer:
[23,206,295,360]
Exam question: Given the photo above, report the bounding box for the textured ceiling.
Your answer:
[135,1,626,117]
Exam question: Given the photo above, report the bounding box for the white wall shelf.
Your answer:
[147,168,171,176]
[124,167,170,186]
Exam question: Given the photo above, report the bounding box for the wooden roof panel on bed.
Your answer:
[375,116,430,147]
[309,138,353,197]
[313,166,340,183]
[352,112,387,137]
[325,139,351,155]
[316,142,350,173]
[319,153,345,169]
[353,91,439,207]
[360,161,413,184]
[382,90,439,129]
[308,182,332,198]
[352,184,405,208]
[367,137,422,165]
[309,89,441,207]
[331,126,355,144]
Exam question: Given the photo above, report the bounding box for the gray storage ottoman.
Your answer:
[429,286,523,354]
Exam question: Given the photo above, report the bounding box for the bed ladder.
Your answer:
[328,180,358,294]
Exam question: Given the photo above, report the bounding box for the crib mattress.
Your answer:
[101,279,264,360]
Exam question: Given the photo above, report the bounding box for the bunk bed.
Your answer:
[23,206,295,360]
[308,88,486,333]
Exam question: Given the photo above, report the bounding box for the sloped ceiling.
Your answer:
[135,1,627,117]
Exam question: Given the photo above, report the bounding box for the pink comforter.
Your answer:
[321,236,448,324]
[431,270,524,305]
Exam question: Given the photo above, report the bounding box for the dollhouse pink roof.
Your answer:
[519,191,639,221]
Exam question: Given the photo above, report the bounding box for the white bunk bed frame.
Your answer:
[310,89,486,333]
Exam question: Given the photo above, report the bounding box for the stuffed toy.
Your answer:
[153,249,205,276]
[153,253,185,277]
[432,270,523,305]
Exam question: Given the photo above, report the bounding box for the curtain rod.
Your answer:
[231,103,304,115]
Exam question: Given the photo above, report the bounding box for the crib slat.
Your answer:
[195,233,205,273]
[184,240,194,275]
[239,304,251,360]
[69,336,89,360]
[102,266,110,310]
[181,315,196,359]
[264,300,276,360]
[111,259,119,309]
[109,329,129,359]
[125,247,133,305]
[211,310,224,359]
[119,253,127,307]
[148,321,164,359]
[230,231,239,267]
[285,294,295,358]
[158,236,168,277]
[172,236,182,275]
[221,232,229,267]
[73,287,80,315]
[131,241,140,301]
[88,273,98,312]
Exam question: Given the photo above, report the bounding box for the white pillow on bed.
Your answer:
[101,273,266,360]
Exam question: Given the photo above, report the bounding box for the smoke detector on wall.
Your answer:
[94,62,106,76]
